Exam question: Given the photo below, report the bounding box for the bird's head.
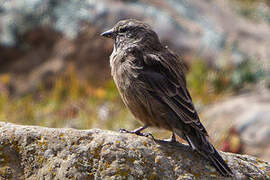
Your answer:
[101,19,161,50]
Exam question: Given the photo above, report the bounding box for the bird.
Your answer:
[101,19,233,176]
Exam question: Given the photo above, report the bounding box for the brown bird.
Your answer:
[101,19,233,176]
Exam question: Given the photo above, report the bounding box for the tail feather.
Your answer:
[183,132,233,177]
[206,146,233,176]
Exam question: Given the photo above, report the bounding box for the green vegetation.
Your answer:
[187,58,265,104]
[0,58,266,138]
[0,67,138,131]
[231,0,270,21]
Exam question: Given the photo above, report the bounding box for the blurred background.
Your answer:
[0,0,270,161]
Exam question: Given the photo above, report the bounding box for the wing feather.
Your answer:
[134,51,208,135]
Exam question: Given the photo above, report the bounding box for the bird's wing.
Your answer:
[135,51,208,135]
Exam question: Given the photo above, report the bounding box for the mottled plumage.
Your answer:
[101,19,232,176]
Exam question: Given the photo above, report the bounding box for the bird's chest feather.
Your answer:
[110,48,140,92]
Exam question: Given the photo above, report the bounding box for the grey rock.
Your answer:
[201,90,270,161]
[0,122,269,179]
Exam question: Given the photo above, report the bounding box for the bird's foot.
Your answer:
[119,128,153,138]
[160,133,177,144]
[119,125,153,138]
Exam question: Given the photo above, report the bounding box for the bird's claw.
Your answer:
[119,128,154,138]
[159,134,177,144]
[120,128,140,134]
[161,138,177,143]
[143,132,154,139]
[119,128,130,133]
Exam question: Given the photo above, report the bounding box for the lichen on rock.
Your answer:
[0,122,269,179]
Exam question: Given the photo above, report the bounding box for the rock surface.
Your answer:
[201,90,270,161]
[0,122,269,179]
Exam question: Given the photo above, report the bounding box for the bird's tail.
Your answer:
[181,131,233,177]
[203,141,233,176]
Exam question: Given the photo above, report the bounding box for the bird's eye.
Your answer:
[119,27,129,33]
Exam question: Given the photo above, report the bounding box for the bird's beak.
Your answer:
[100,28,115,38]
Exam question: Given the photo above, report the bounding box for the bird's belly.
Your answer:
[117,82,173,130]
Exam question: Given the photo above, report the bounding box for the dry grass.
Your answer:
[0,58,265,144]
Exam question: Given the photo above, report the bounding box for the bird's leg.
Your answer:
[170,133,177,143]
[120,125,152,137]
[162,133,177,143]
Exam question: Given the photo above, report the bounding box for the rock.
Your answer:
[201,90,270,161]
[0,122,269,179]
[1,0,270,94]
